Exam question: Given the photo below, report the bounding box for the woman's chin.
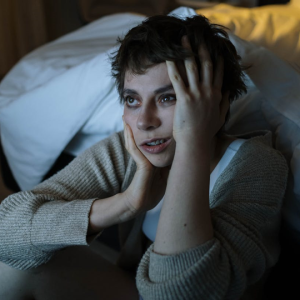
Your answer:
[147,156,173,168]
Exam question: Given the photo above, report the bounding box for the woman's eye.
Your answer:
[161,95,176,103]
[125,96,138,106]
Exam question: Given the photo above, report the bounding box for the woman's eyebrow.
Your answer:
[122,84,174,97]
[122,88,139,96]
[154,84,174,94]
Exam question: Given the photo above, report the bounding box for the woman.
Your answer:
[0,15,288,300]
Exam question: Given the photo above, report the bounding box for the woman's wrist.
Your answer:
[88,193,137,235]
[175,139,211,160]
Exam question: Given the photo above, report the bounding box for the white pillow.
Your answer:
[0,13,145,191]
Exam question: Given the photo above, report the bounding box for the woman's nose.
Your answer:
[137,107,161,131]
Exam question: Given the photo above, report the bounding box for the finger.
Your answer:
[123,117,144,159]
[213,56,224,90]
[123,121,150,168]
[125,123,137,153]
[198,43,213,87]
[181,36,199,93]
[166,60,188,99]
[123,118,136,154]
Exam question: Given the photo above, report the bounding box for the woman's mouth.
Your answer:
[140,138,171,154]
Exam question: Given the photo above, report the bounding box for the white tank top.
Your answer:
[142,138,246,242]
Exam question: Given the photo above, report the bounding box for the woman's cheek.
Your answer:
[123,107,135,126]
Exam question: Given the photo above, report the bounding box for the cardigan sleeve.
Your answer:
[136,138,289,300]
[0,132,128,270]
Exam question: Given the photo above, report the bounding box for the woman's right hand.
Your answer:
[122,117,170,218]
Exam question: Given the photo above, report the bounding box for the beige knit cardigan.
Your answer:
[0,130,288,299]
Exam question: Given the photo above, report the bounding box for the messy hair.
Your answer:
[111,14,247,105]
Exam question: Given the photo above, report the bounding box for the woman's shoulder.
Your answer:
[211,130,289,207]
[215,130,289,194]
[226,130,287,168]
[92,130,125,150]
[83,130,127,159]
[89,131,136,178]
[236,131,287,170]
[68,130,133,176]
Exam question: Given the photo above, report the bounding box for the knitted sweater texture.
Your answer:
[0,130,288,299]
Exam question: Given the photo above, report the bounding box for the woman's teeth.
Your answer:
[146,139,165,146]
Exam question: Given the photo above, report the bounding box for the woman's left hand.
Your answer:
[166,36,230,146]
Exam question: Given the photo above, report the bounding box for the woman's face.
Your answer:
[123,63,177,167]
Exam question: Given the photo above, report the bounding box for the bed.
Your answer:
[0,1,300,246]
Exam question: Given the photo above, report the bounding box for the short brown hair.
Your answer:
[111,14,247,104]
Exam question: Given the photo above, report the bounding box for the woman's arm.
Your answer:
[136,37,288,299]
[0,132,130,270]
[0,128,170,270]
[154,38,226,255]
[137,138,288,300]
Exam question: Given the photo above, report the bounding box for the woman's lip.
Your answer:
[140,137,170,146]
[140,139,172,154]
